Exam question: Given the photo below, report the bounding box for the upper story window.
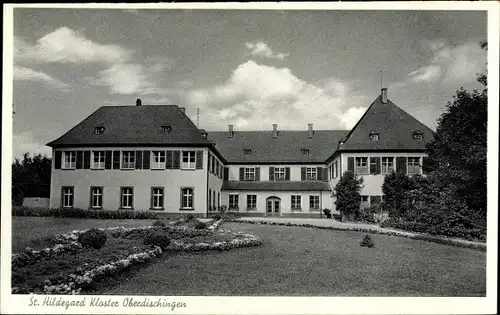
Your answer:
[182,151,196,169]
[407,157,422,175]
[301,148,310,155]
[333,161,339,178]
[413,131,424,141]
[369,130,379,141]
[305,167,317,180]
[244,167,255,181]
[92,151,105,169]
[94,126,105,135]
[355,157,369,175]
[244,149,252,155]
[121,151,135,169]
[63,151,76,169]
[274,167,286,181]
[381,157,395,174]
[152,151,166,169]
[161,125,172,133]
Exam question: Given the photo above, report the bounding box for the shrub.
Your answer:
[322,208,332,218]
[214,214,222,220]
[381,171,414,218]
[360,234,374,248]
[12,206,160,220]
[152,220,166,227]
[185,214,195,222]
[77,229,107,249]
[334,171,363,221]
[143,231,171,249]
[194,221,207,230]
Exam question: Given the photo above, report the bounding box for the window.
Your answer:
[333,161,339,178]
[244,167,255,181]
[94,126,105,135]
[121,151,135,169]
[355,157,369,175]
[229,194,239,210]
[182,151,196,169]
[244,149,252,155]
[382,157,395,174]
[161,125,172,133]
[181,188,194,209]
[309,196,320,211]
[291,195,302,210]
[414,134,423,141]
[121,187,133,209]
[274,167,286,181]
[301,148,309,155]
[90,187,103,209]
[247,195,257,210]
[152,151,166,169]
[407,157,421,175]
[360,196,369,209]
[62,187,74,208]
[370,134,379,141]
[151,187,164,209]
[306,167,317,180]
[63,151,76,169]
[91,151,105,169]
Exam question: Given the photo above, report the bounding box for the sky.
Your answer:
[11,8,487,159]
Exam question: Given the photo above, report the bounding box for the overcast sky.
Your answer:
[12,8,486,159]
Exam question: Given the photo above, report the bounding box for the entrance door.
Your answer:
[266,197,281,216]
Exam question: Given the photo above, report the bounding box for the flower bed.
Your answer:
[207,219,223,230]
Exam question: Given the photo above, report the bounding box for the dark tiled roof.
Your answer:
[338,95,435,152]
[207,130,347,163]
[221,181,331,191]
[47,105,211,147]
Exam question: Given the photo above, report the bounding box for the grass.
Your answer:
[93,223,486,297]
[11,217,156,252]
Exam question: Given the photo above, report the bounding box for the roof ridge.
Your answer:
[101,104,179,108]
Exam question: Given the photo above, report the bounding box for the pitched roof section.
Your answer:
[221,181,331,191]
[337,94,434,152]
[207,130,347,163]
[47,105,212,147]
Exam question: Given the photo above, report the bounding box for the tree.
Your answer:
[12,153,52,206]
[334,171,363,221]
[381,171,414,219]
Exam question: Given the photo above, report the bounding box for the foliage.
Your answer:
[322,208,332,218]
[185,214,195,222]
[334,171,363,220]
[152,220,166,227]
[12,206,160,219]
[194,221,207,230]
[213,214,222,221]
[78,229,107,249]
[357,203,382,223]
[360,234,374,248]
[143,231,171,250]
[12,153,51,206]
[381,171,414,218]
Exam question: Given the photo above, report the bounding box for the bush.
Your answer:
[194,221,207,230]
[12,206,160,220]
[334,171,363,221]
[143,231,171,249]
[185,214,195,222]
[77,229,107,249]
[381,171,414,218]
[322,208,332,218]
[152,220,166,227]
[213,214,222,220]
[360,234,374,248]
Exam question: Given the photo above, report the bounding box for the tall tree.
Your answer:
[12,153,52,206]
[334,171,363,221]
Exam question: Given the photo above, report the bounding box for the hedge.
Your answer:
[12,206,160,220]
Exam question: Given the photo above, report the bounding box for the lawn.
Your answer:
[93,223,486,297]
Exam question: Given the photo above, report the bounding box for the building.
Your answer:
[47,88,434,218]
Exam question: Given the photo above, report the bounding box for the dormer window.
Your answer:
[413,131,423,141]
[301,148,310,155]
[94,126,105,135]
[161,125,172,133]
[244,149,252,155]
[369,131,379,141]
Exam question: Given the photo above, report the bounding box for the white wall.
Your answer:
[207,152,223,210]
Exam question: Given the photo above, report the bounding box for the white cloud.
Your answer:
[14,66,71,92]
[339,107,367,129]
[408,65,442,83]
[186,60,364,130]
[244,41,289,60]
[15,27,132,65]
[12,132,52,160]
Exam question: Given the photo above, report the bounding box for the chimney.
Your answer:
[179,107,185,114]
[308,123,314,138]
[272,124,278,139]
[381,88,388,104]
[136,98,142,106]
[228,124,234,138]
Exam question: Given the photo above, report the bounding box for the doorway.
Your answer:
[266,197,281,216]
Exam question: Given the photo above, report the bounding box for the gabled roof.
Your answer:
[221,181,331,191]
[47,105,212,147]
[337,95,434,152]
[207,130,347,164]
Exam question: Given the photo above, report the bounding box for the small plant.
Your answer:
[152,220,166,227]
[77,229,107,249]
[214,214,222,221]
[323,208,332,218]
[194,221,207,230]
[360,234,374,248]
[185,214,195,222]
[143,231,171,250]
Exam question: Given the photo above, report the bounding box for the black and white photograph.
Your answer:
[2,2,498,314]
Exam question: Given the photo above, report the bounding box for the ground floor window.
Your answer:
[247,195,257,210]
[291,195,302,210]
[181,188,194,209]
[229,194,239,210]
[407,157,422,175]
[62,187,74,208]
[151,187,164,209]
[309,195,320,211]
[121,187,134,209]
[360,195,369,209]
[90,187,103,209]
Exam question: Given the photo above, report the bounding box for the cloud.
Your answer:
[14,66,71,92]
[339,107,367,129]
[15,27,132,65]
[408,40,486,83]
[186,60,365,131]
[12,132,52,160]
[244,41,289,60]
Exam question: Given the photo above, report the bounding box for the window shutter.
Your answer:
[105,151,112,169]
[83,151,91,169]
[150,188,154,209]
[347,157,354,173]
[422,157,431,174]
[255,167,260,181]
[196,151,203,169]
[316,167,322,180]
[180,188,183,209]
[301,167,306,180]
[135,151,143,169]
[143,150,150,169]
[76,151,83,169]
[166,151,173,169]
[173,151,180,169]
[269,167,275,181]
[322,168,328,181]
[223,167,229,181]
[285,167,290,181]
[112,151,120,169]
[239,167,244,181]
[396,157,407,174]
[208,155,212,173]
[54,151,62,169]
[370,157,380,174]
[375,157,381,174]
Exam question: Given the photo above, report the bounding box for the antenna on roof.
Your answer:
[380,70,383,90]
[196,107,200,128]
